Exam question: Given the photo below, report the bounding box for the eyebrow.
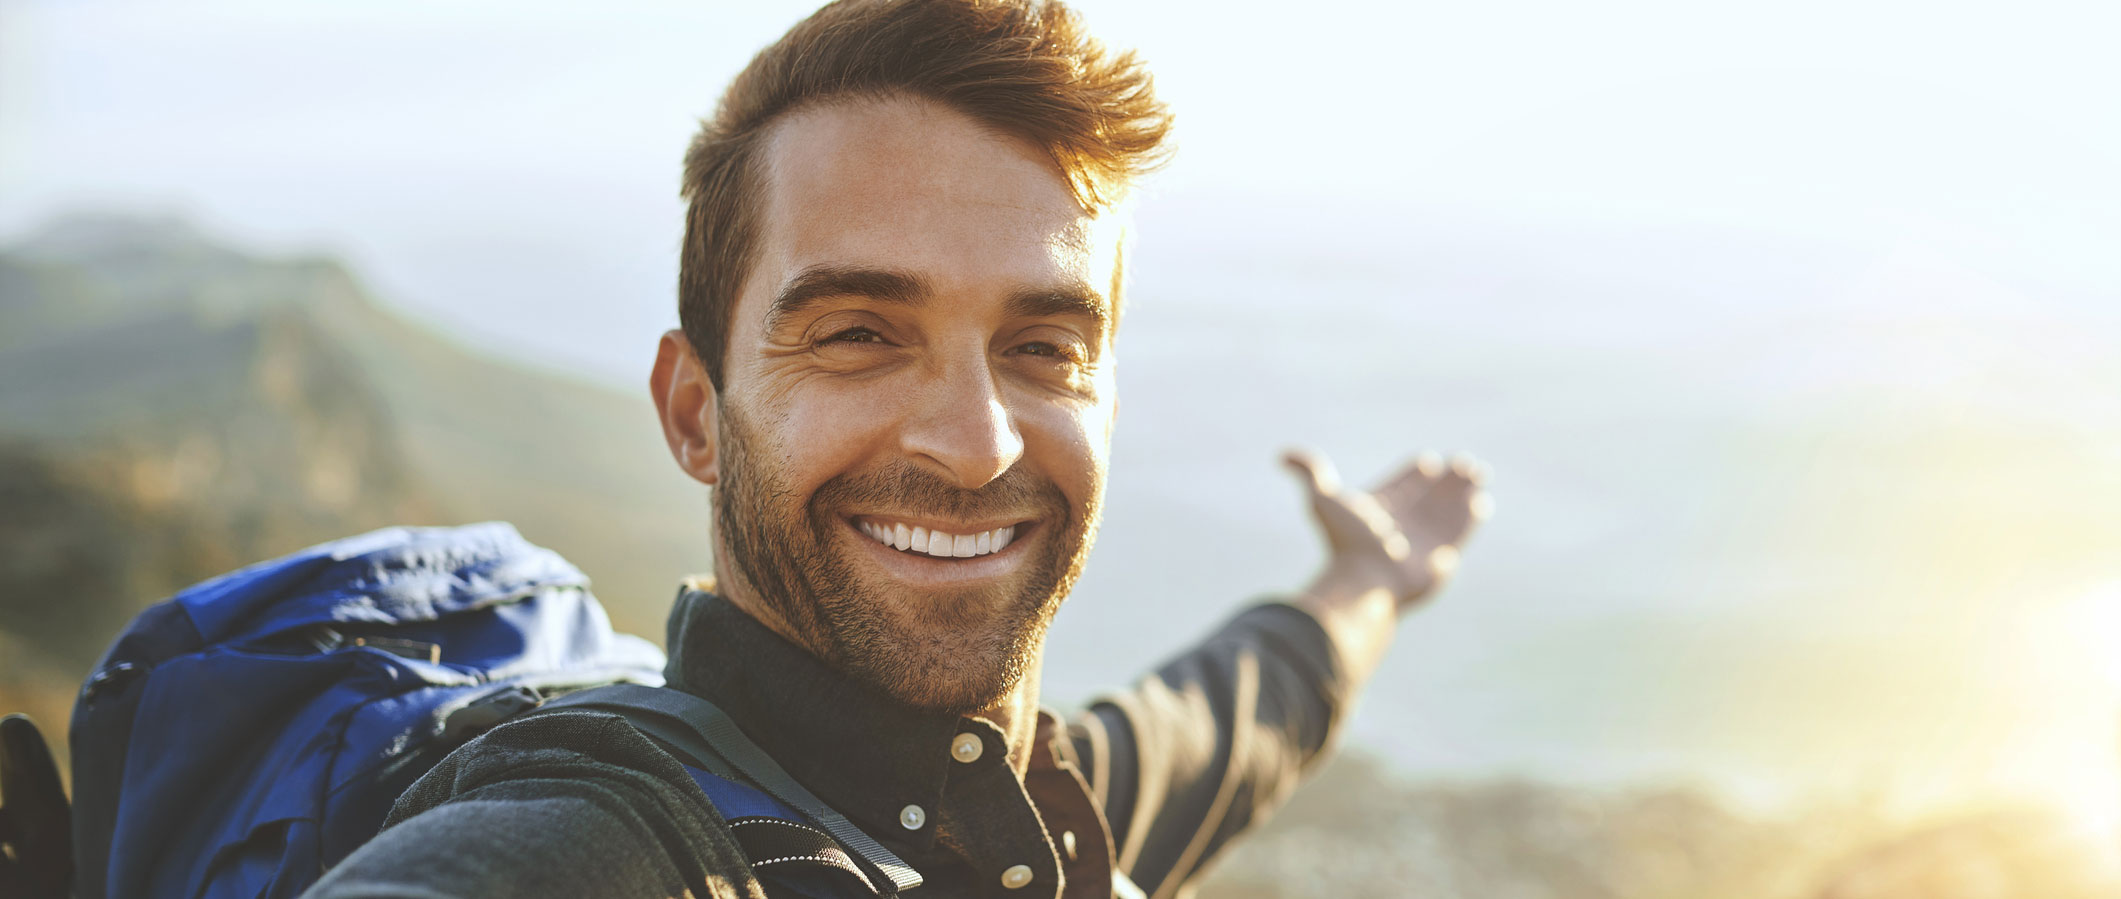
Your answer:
[1006,281,1111,330]
[766,265,934,332]
[766,264,1112,331]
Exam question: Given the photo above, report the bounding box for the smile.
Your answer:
[855,518,1018,559]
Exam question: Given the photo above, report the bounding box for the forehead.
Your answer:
[744,95,1121,320]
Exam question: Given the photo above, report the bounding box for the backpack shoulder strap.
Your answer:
[540,684,923,896]
[686,765,887,894]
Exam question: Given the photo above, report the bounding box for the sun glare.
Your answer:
[2079,582,2121,695]
[2045,580,2121,863]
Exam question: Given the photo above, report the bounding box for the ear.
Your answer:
[650,329,720,486]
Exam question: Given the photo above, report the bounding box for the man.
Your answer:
[307,1,1488,897]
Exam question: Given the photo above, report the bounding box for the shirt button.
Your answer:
[1000,864,1034,889]
[951,732,984,764]
[899,804,926,830]
[1061,830,1078,861]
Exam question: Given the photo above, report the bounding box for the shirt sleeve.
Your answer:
[301,710,764,899]
[1069,602,1350,899]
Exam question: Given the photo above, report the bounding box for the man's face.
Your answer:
[706,96,1121,714]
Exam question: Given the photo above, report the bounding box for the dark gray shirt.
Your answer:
[305,590,1350,899]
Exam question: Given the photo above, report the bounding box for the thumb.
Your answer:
[1281,448,1342,500]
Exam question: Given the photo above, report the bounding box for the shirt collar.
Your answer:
[663,589,1116,897]
[662,589,973,849]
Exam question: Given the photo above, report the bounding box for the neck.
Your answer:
[711,556,1050,777]
[711,567,800,656]
[974,651,1044,776]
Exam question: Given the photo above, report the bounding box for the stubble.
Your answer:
[711,401,1099,714]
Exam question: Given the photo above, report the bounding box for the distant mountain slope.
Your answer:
[0,215,710,672]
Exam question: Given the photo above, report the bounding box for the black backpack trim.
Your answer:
[1,714,73,899]
[536,684,923,896]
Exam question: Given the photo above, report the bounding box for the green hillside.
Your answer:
[0,215,711,713]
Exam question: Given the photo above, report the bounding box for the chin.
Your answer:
[821,582,1054,715]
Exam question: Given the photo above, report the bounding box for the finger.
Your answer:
[1470,489,1496,523]
[1448,451,1490,485]
[1281,448,1343,498]
[1414,464,1486,543]
[1392,450,1443,482]
[1377,450,1447,504]
[1428,544,1462,579]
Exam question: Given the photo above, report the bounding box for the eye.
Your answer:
[820,326,885,346]
[1012,339,1084,361]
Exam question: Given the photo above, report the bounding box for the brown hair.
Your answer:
[677,0,1173,389]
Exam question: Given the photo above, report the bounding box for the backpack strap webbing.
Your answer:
[541,684,923,895]
[692,769,878,891]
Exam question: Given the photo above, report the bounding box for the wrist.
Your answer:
[1314,555,1421,608]
[1292,564,1401,684]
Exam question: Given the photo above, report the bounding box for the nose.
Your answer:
[899,353,1024,489]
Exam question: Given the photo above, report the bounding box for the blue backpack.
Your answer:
[49,523,918,899]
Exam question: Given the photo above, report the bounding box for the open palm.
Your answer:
[1284,448,1491,612]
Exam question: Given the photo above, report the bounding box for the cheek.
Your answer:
[757,386,907,492]
[1015,394,1112,506]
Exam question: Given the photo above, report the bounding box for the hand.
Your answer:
[1284,448,1491,614]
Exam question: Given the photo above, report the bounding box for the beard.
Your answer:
[711,402,1099,715]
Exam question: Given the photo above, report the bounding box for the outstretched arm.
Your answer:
[1072,449,1491,898]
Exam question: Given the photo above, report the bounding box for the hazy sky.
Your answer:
[5,0,2119,847]
[4,0,2116,381]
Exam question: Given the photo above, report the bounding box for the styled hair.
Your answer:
[677,0,1173,389]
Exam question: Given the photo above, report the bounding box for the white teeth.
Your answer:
[860,520,1020,559]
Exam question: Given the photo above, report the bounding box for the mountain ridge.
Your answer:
[0,215,711,678]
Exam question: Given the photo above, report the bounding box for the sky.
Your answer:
[4,0,2119,846]
[5,0,2116,381]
